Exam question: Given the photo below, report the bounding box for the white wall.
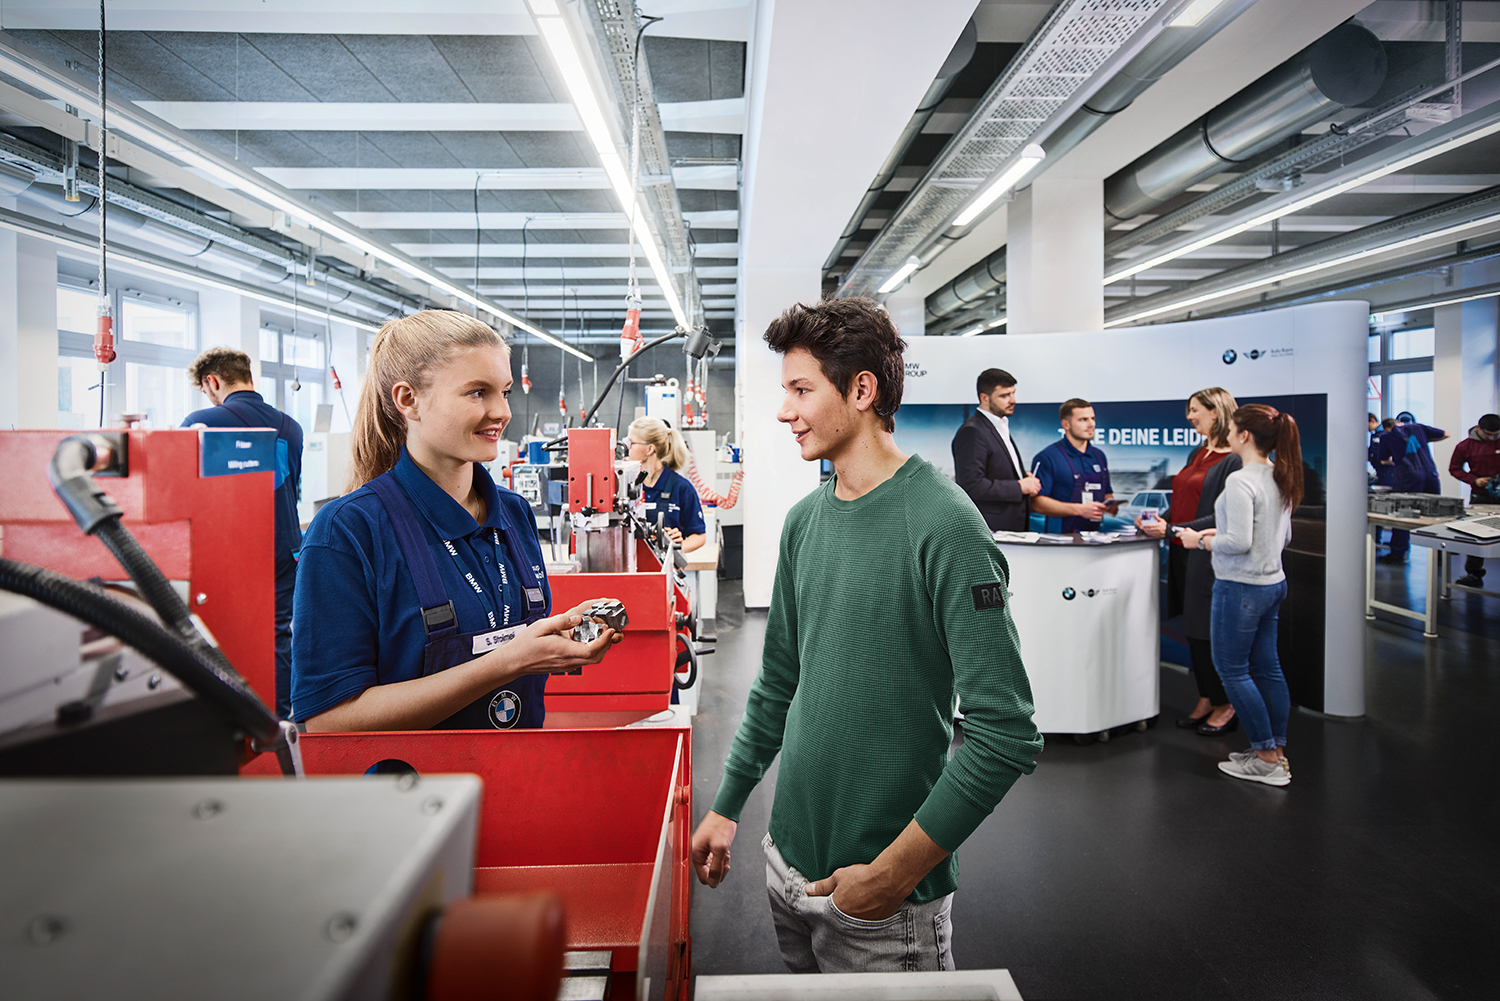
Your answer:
[0,229,59,429]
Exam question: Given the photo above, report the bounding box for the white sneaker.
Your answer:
[1228,748,1290,775]
[1218,753,1291,786]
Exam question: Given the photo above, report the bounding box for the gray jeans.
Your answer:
[762,832,955,973]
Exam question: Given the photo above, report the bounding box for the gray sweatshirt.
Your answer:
[1210,463,1291,585]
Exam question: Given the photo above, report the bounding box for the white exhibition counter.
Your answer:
[995,534,1161,742]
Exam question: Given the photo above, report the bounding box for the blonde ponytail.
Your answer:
[628,416,692,471]
[346,310,506,492]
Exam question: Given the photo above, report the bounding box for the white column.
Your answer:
[0,230,59,429]
[1007,177,1104,335]
[884,286,927,337]
[1433,298,1500,496]
[736,0,975,606]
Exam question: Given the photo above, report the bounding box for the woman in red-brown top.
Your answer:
[1137,387,1241,733]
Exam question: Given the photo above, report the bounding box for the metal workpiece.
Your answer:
[0,776,481,1001]
[1103,23,1388,221]
[571,598,630,644]
[1367,492,1466,518]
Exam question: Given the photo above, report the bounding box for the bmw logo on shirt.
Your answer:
[488,690,522,729]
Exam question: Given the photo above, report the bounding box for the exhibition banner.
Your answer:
[889,301,1368,715]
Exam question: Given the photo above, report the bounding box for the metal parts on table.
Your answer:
[571,599,629,644]
[1367,492,1465,518]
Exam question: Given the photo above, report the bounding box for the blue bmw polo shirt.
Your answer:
[641,466,706,536]
[290,447,550,723]
[1035,438,1112,534]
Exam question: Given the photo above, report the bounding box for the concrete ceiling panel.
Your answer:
[239,34,395,102]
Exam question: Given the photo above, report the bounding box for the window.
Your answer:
[259,319,329,434]
[1367,323,1435,421]
[57,280,200,429]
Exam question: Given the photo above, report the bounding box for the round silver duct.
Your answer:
[1104,24,1387,221]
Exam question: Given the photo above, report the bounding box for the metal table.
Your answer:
[1365,505,1500,638]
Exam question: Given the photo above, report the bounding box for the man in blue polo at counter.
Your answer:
[1032,397,1115,534]
[183,346,304,720]
[689,296,1041,973]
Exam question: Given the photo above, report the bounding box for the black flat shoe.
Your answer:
[1197,716,1239,736]
[1176,714,1211,728]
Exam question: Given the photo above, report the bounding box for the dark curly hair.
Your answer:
[763,297,906,433]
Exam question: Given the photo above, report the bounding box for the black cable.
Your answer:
[0,558,279,743]
[473,170,483,318]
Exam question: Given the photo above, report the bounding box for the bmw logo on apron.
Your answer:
[488,690,522,729]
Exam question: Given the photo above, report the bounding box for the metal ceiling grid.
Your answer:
[840,0,1167,296]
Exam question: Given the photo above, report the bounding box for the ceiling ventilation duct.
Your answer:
[1103,23,1387,221]
[822,19,977,275]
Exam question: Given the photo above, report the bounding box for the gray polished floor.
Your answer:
[689,550,1500,1000]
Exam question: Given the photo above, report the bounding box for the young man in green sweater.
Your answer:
[691,297,1041,972]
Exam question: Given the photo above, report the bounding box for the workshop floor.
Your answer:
[690,556,1500,1000]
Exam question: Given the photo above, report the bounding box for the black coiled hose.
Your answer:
[0,558,279,743]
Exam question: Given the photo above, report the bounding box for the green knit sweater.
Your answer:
[712,455,1041,902]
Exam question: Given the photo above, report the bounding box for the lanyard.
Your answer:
[440,531,510,629]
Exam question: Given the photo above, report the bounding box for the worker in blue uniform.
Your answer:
[291,311,622,732]
[1377,411,1449,563]
[627,416,707,552]
[1031,397,1117,534]
[184,346,304,720]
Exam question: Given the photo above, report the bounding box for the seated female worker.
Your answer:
[291,310,622,733]
[626,416,707,553]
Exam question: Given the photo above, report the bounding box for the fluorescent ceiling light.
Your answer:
[959,324,986,337]
[1104,116,1500,286]
[987,316,1008,328]
[960,315,1007,336]
[1105,210,1500,327]
[1370,287,1500,320]
[878,256,922,295]
[954,144,1046,227]
[1168,0,1224,27]
[529,9,692,330]
[0,39,593,361]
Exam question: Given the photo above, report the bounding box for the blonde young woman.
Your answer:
[626,417,707,553]
[291,311,621,732]
[1137,387,1241,735]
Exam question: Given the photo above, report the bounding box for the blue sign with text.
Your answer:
[199,428,276,479]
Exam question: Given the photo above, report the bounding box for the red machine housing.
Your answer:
[567,427,616,514]
[0,429,276,714]
[300,725,693,1001]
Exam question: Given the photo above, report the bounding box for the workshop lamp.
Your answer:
[1105,208,1500,327]
[525,0,692,330]
[878,256,922,295]
[1369,285,1500,321]
[1168,0,1226,28]
[953,144,1046,227]
[0,37,593,360]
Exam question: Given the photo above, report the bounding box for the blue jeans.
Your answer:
[1210,579,1290,752]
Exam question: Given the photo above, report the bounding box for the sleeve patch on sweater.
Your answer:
[972,583,1006,611]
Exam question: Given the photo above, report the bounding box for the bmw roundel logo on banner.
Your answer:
[1222,349,1237,364]
[1062,587,1077,601]
[488,690,522,729]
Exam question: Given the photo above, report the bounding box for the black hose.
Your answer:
[0,558,279,743]
[674,631,698,690]
[48,435,241,682]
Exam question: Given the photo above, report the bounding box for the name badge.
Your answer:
[473,624,525,655]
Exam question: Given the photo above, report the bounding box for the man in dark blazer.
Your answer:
[952,368,1041,531]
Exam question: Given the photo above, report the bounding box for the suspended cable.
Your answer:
[93,0,114,426]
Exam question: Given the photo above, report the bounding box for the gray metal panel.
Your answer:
[1,776,480,1001]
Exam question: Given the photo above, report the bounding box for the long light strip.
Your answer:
[1104,114,1500,286]
[1370,286,1500,320]
[0,209,384,331]
[953,145,1046,228]
[877,255,922,295]
[530,11,692,329]
[0,38,594,361]
[1168,0,1225,27]
[1104,211,1500,327]
[958,315,1008,337]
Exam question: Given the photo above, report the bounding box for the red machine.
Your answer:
[0,429,276,712]
[300,726,693,1000]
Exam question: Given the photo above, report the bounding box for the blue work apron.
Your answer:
[368,472,550,729]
